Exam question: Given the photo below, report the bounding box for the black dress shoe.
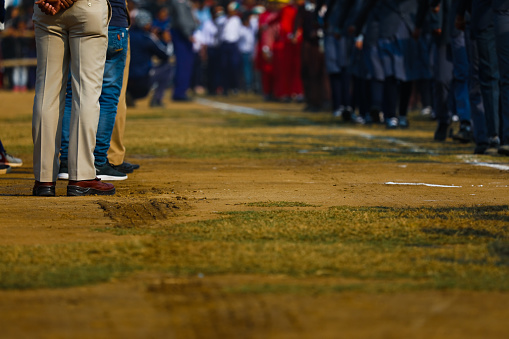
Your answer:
[33,181,56,197]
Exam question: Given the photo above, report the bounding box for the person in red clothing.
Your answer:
[272,0,303,102]
[255,0,279,101]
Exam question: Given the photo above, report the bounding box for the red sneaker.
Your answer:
[67,178,115,196]
[33,181,56,197]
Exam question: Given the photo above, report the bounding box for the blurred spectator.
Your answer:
[239,11,256,92]
[169,0,198,101]
[127,9,172,107]
[219,1,242,95]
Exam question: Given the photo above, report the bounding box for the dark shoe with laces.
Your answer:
[33,181,56,197]
[111,161,140,174]
[67,178,115,196]
[452,121,473,143]
[95,162,128,181]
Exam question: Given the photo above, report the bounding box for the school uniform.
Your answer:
[220,14,242,94]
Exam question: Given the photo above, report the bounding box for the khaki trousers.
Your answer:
[107,38,130,166]
[32,0,108,182]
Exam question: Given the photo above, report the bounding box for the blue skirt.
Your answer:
[324,34,348,73]
[376,21,421,82]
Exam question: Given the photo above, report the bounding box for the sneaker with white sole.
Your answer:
[58,159,69,180]
[95,162,128,181]
[0,150,22,167]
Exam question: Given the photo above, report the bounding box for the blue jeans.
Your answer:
[61,27,128,166]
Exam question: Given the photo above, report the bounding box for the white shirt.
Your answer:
[238,25,255,54]
[220,15,242,43]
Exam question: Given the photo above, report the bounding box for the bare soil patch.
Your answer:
[1,92,509,338]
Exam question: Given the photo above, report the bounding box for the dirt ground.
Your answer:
[1,91,509,338]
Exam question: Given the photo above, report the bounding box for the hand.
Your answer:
[60,0,76,8]
[432,5,440,13]
[355,39,363,50]
[432,28,442,36]
[35,0,62,15]
[347,25,356,36]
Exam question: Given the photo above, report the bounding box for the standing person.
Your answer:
[272,0,303,102]
[169,0,198,101]
[32,0,114,196]
[255,0,279,101]
[126,10,172,107]
[322,0,352,119]
[58,0,130,181]
[219,1,242,95]
[295,0,326,112]
[239,11,256,93]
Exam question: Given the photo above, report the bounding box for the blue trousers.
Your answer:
[451,31,471,122]
[495,9,509,144]
[171,28,194,100]
[61,27,128,166]
[467,31,489,145]
[475,24,500,138]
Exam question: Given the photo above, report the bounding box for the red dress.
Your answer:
[255,10,279,97]
[272,4,303,100]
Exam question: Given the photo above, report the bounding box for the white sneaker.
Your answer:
[0,151,22,167]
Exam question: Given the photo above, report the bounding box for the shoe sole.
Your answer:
[0,166,11,175]
[67,186,116,196]
[33,187,56,197]
[58,173,69,180]
[96,174,128,181]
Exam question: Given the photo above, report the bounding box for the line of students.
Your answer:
[321,0,509,155]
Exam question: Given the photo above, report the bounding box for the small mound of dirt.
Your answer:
[97,198,190,227]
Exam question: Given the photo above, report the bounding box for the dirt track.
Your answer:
[1,91,509,338]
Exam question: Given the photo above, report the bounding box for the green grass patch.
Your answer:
[1,206,508,292]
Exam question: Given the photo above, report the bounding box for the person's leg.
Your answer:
[451,31,471,123]
[495,9,509,151]
[67,0,108,181]
[171,29,194,100]
[382,76,398,127]
[32,13,69,183]
[467,31,489,152]
[94,27,128,168]
[433,44,454,141]
[476,25,500,141]
[108,37,130,167]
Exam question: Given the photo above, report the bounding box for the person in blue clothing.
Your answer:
[169,0,198,101]
[58,0,130,181]
[493,0,509,155]
[126,9,172,107]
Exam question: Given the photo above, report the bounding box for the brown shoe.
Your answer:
[67,178,115,196]
[33,181,56,197]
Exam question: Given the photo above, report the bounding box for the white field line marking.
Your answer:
[195,99,509,170]
[195,98,267,116]
[344,129,438,155]
[457,155,509,171]
[385,182,462,188]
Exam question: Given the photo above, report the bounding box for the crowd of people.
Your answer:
[2,0,509,184]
